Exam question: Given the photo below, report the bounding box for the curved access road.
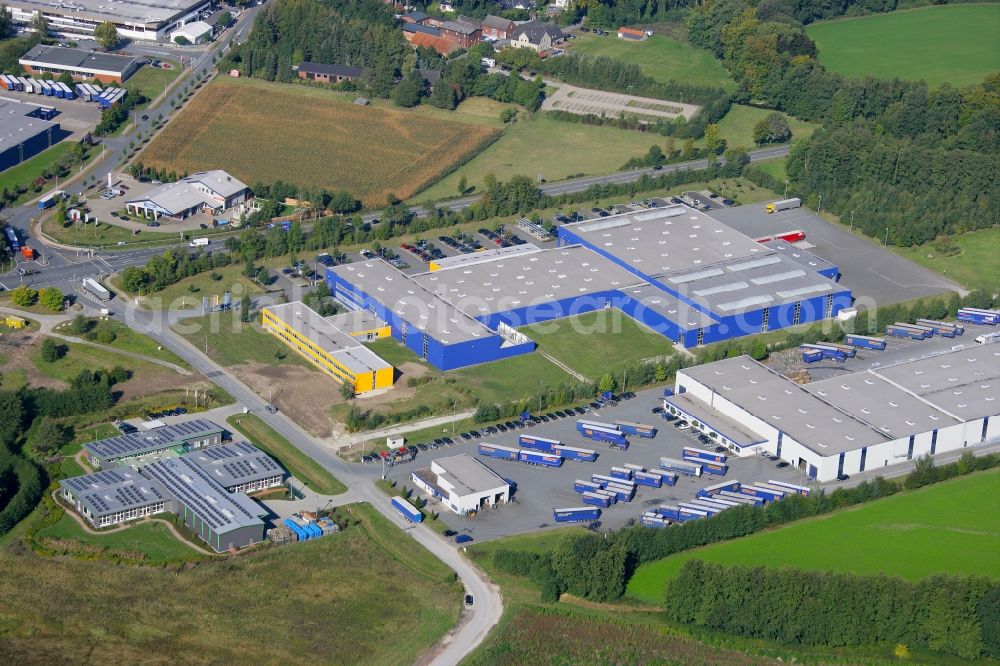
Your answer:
[113,304,504,666]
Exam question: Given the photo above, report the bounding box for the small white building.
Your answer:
[411,454,510,515]
[171,20,213,44]
[664,347,1000,483]
[125,170,249,221]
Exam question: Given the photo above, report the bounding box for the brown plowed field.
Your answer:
[139,79,498,207]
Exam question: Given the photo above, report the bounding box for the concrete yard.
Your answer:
[542,83,701,121]
[0,92,100,139]
[383,385,813,542]
[710,205,962,305]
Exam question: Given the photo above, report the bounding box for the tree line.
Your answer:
[666,560,998,660]
[491,453,1000,605]
[684,0,999,245]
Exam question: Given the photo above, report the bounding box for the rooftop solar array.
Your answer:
[263,302,391,374]
[85,419,222,461]
[60,469,169,518]
[183,442,284,489]
[141,457,264,533]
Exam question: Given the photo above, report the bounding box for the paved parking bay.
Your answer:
[383,385,813,543]
[0,92,100,139]
[710,205,962,305]
[773,322,998,382]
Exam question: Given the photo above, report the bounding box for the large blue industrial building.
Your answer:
[327,205,852,371]
[0,100,62,172]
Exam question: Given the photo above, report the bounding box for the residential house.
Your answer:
[500,0,532,10]
[510,21,565,52]
[408,31,461,56]
[481,15,516,40]
[439,1,454,11]
[297,62,363,84]
[617,27,649,41]
[403,22,443,40]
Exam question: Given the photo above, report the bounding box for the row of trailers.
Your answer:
[641,479,811,528]
[657,446,731,477]
[575,419,658,451]
[478,434,599,468]
[0,74,127,109]
[801,317,977,363]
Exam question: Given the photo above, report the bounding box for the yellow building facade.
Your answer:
[261,303,394,393]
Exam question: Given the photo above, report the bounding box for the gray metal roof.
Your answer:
[0,100,56,152]
[60,468,169,518]
[431,454,508,496]
[11,0,200,28]
[679,357,889,455]
[141,457,265,534]
[619,283,716,330]
[402,23,442,36]
[761,240,838,276]
[85,419,223,461]
[297,62,363,78]
[331,260,496,344]
[482,15,514,30]
[663,393,768,447]
[182,442,284,489]
[325,309,387,336]
[427,243,540,271]
[871,346,1000,421]
[263,301,392,374]
[19,44,140,76]
[413,245,643,320]
[126,170,247,215]
[186,170,248,198]
[512,20,564,44]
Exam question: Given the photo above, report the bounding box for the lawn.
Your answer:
[36,513,205,563]
[226,413,347,495]
[40,214,209,249]
[339,338,574,424]
[52,316,189,367]
[714,105,819,150]
[171,310,310,368]
[122,262,264,310]
[139,77,499,207]
[568,33,736,91]
[806,4,1000,87]
[414,115,673,202]
[31,337,170,385]
[626,469,1000,605]
[0,504,460,665]
[753,156,788,182]
[892,227,1000,293]
[126,62,182,110]
[0,143,79,205]
[520,310,675,381]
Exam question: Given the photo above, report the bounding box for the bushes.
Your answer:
[665,559,999,659]
[0,445,43,536]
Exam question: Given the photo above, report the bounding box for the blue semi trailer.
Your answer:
[739,485,785,502]
[767,480,811,496]
[633,471,663,488]
[574,479,602,493]
[478,443,520,460]
[581,491,612,508]
[698,480,741,497]
[957,308,998,325]
[641,511,670,528]
[660,457,702,477]
[887,323,927,339]
[613,420,657,438]
[553,506,601,523]
[609,466,632,480]
[392,496,424,523]
[519,434,560,452]
[844,334,887,350]
[578,423,629,449]
[682,446,728,464]
[553,444,597,462]
[518,450,563,467]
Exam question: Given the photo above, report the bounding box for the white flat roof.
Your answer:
[431,454,508,496]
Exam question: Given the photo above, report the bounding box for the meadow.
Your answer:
[714,105,819,149]
[520,310,675,380]
[567,33,736,91]
[0,503,459,665]
[626,469,1000,604]
[138,78,498,207]
[892,227,1000,293]
[806,4,1000,87]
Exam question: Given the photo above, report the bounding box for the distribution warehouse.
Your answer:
[61,437,286,551]
[8,0,212,43]
[411,454,511,515]
[0,99,62,172]
[326,205,851,370]
[664,346,1000,482]
[18,45,142,83]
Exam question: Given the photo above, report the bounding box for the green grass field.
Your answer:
[41,215,190,248]
[807,5,1000,87]
[171,310,309,368]
[0,143,79,205]
[568,33,736,91]
[415,116,674,202]
[124,262,264,310]
[892,227,1000,293]
[520,310,674,381]
[0,502,459,665]
[126,62,182,110]
[31,336,172,385]
[714,105,819,150]
[226,413,346,495]
[36,513,205,562]
[753,156,788,182]
[627,470,1000,605]
[53,317,188,367]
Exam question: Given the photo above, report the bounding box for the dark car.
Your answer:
[442,437,454,445]
[470,430,482,438]
[456,535,473,545]
[140,114,149,121]
[622,392,635,400]
[484,426,498,434]
[433,438,444,446]
[652,406,664,414]
[837,473,850,481]
[465,594,474,606]
[714,446,728,453]
[776,461,790,469]
[573,406,586,415]
[459,432,471,440]
[538,415,550,422]
[722,198,735,206]
[652,165,663,171]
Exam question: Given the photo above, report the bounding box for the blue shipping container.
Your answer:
[392,496,424,523]
[581,491,611,508]
[518,450,563,467]
[553,445,597,462]
[553,507,601,523]
[519,434,559,452]
[844,334,887,350]
[478,443,519,460]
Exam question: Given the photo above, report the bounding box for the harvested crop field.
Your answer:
[139,79,498,207]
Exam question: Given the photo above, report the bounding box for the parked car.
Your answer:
[776,461,790,469]
[265,404,278,414]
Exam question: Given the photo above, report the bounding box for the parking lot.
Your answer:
[0,91,100,139]
[710,205,962,305]
[769,321,998,381]
[382,384,814,542]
